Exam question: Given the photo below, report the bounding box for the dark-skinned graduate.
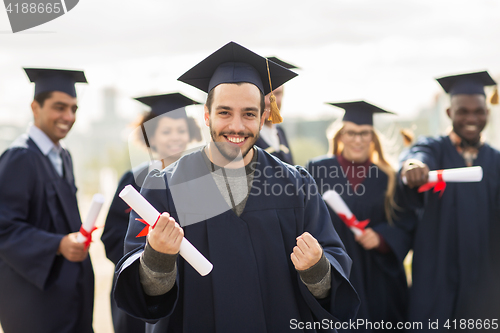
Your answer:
[0,68,94,332]
[400,71,500,332]
[102,93,202,333]
[113,42,360,333]
[307,102,415,332]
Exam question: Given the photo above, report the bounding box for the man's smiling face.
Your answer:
[204,82,265,165]
[447,94,488,144]
[32,91,78,144]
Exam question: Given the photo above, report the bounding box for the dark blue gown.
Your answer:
[255,125,294,164]
[0,135,94,333]
[102,165,149,333]
[399,136,500,332]
[114,147,359,333]
[307,156,412,332]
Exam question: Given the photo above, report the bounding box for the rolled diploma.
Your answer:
[119,185,213,276]
[402,166,483,185]
[322,190,363,237]
[77,193,105,243]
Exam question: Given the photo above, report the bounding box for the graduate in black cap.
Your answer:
[113,41,359,333]
[307,101,414,331]
[400,71,500,332]
[101,92,202,333]
[0,68,94,332]
[254,56,298,164]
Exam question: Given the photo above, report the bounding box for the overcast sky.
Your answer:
[1,0,499,131]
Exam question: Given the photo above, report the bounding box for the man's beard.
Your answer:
[209,127,259,162]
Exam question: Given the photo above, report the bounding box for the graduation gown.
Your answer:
[0,134,94,333]
[307,156,412,331]
[102,165,150,333]
[400,136,500,332]
[255,125,294,164]
[114,147,359,333]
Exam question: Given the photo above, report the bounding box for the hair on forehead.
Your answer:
[205,82,265,115]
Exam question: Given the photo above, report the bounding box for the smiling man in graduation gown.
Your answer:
[0,68,94,333]
[114,42,359,333]
[254,56,297,165]
[400,71,500,332]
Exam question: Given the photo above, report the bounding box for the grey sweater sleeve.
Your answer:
[138,240,178,296]
[298,252,332,299]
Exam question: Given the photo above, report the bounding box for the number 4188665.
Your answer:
[6,3,62,14]
[444,319,498,330]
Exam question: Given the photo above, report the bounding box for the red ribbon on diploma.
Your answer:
[418,169,446,197]
[337,213,370,234]
[79,225,98,249]
[135,215,161,238]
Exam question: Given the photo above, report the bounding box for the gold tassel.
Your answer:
[266,59,283,124]
[268,92,283,124]
[490,86,499,105]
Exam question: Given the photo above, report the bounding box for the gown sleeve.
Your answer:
[114,170,179,323]
[296,166,360,322]
[101,170,137,265]
[398,136,442,210]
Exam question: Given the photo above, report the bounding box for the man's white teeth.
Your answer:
[227,137,244,143]
[56,123,69,130]
[465,125,477,131]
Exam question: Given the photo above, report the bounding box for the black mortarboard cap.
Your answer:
[266,56,300,70]
[327,101,395,126]
[178,42,297,95]
[24,68,87,98]
[134,93,201,118]
[436,71,496,96]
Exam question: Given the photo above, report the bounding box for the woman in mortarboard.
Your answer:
[101,93,202,333]
[307,101,414,332]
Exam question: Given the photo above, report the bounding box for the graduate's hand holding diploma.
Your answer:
[148,213,184,255]
[355,228,380,250]
[119,185,213,276]
[401,159,430,188]
[401,162,483,196]
[291,232,323,271]
[58,232,88,262]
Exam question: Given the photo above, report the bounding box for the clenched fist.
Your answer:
[148,212,184,255]
[401,159,429,188]
[291,232,323,271]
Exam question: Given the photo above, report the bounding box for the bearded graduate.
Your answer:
[113,42,360,333]
[307,101,415,332]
